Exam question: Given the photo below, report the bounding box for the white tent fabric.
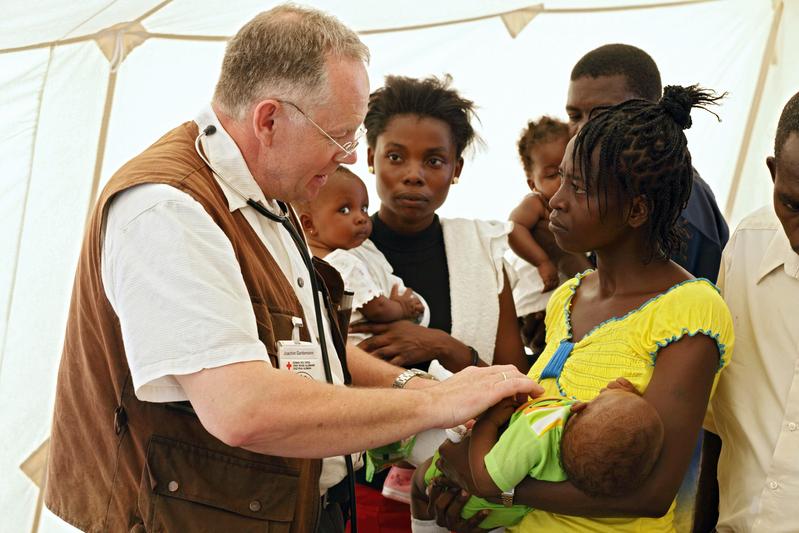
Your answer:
[1,1,797,531]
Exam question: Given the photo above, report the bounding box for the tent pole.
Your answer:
[84,69,118,229]
[30,458,48,533]
[80,0,171,226]
[31,13,149,528]
[724,0,784,219]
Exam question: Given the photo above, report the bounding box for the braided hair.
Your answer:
[573,84,725,262]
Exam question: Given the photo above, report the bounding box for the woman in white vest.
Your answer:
[350,74,529,530]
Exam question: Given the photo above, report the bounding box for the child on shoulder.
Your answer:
[509,117,591,292]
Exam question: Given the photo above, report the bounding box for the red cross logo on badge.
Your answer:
[286,361,293,371]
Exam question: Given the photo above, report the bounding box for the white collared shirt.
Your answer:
[102,105,351,491]
[705,205,799,533]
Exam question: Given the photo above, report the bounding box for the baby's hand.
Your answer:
[389,285,423,319]
[602,377,640,395]
[571,378,641,414]
[537,260,559,292]
[476,396,521,429]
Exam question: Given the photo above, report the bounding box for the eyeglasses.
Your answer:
[279,100,365,157]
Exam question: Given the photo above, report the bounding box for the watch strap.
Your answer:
[392,368,434,389]
[500,487,515,507]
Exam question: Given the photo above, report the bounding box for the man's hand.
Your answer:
[353,320,449,367]
[424,365,542,429]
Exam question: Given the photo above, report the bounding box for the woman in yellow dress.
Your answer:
[432,85,734,532]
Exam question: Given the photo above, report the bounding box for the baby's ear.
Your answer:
[299,212,316,235]
[570,402,588,414]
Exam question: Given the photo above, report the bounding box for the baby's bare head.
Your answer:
[560,389,664,498]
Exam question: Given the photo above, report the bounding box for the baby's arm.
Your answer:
[505,335,720,518]
[508,196,558,291]
[360,285,423,322]
[468,398,518,496]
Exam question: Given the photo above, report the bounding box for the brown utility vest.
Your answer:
[45,121,350,533]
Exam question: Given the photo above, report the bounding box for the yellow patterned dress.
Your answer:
[512,270,734,533]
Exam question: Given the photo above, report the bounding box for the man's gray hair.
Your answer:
[213,4,370,120]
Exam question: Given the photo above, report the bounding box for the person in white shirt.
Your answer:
[694,90,799,533]
[44,5,539,532]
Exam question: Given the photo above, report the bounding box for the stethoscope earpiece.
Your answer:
[193,124,332,379]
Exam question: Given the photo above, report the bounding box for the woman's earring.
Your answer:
[368,166,374,174]
[452,176,459,184]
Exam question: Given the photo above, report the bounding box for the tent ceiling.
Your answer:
[2,1,797,532]
[1,0,718,52]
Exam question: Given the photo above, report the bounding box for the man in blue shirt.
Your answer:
[565,43,729,282]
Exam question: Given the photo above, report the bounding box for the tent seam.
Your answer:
[0,46,55,384]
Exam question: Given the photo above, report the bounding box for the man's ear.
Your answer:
[767,155,777,184]
[627,195,650,229]
[367,147,375,170]
[299,212,316,235]
[252,100,280,146]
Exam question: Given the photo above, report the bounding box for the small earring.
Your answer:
[368,166,374,174]
[452,176,459,184]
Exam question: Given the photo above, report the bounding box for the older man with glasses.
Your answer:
[44,5,539,533]
[279,99,367,157]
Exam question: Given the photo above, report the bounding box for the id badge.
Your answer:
[277,341,325,381]
[276,317,326,381]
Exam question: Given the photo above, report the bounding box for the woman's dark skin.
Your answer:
[351,114,528,373]
[430,138,720,526]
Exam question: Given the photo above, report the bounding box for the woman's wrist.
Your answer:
[467,346,480,366]
[437,335,476,371]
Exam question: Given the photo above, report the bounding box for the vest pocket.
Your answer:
[138,435,298,532]
[250,300,312,366]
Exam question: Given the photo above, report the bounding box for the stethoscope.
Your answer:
[196,125,358,528]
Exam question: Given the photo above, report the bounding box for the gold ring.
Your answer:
[502,372,508,381]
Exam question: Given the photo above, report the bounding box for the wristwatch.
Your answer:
[392,368,435,389]
[501,487,515,507]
